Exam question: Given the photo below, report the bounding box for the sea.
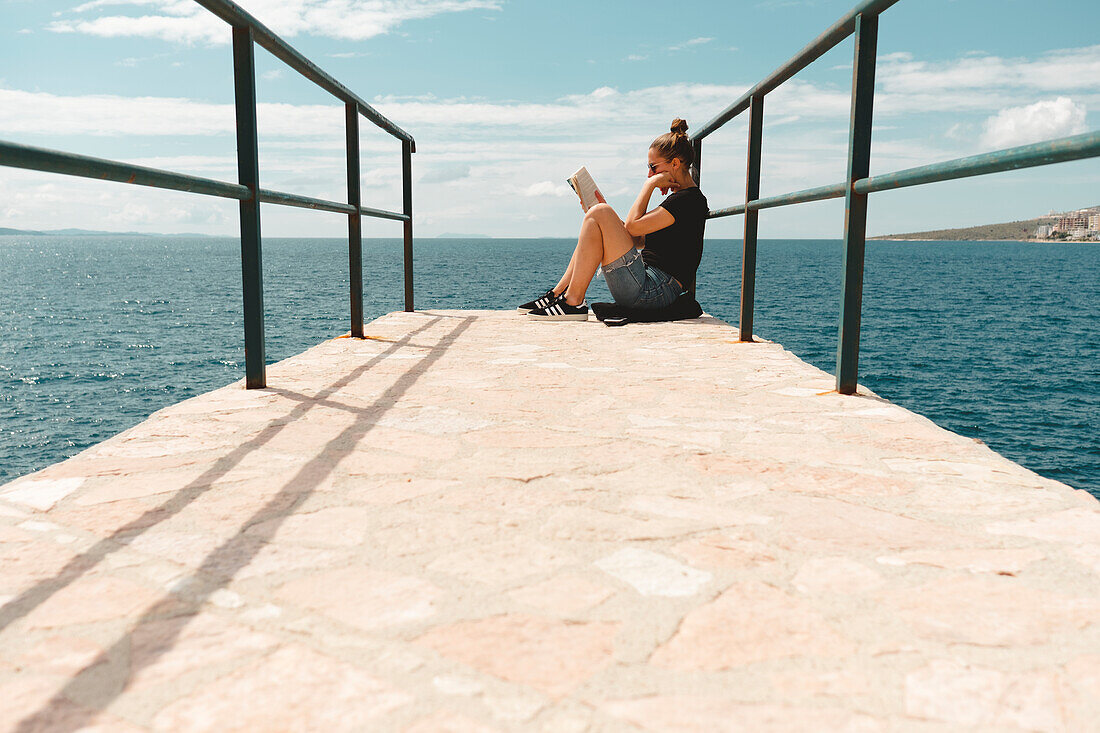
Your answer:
[2,235,1097,499]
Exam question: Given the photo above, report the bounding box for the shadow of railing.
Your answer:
[13,313,474,731]
[0,314,463,633]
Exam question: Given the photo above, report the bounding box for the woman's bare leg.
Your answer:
[564,203,636,306]
[553,249,577,294]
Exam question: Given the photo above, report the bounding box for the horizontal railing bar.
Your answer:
[707,203,747,219]
[854,130,1100,194]
[692,0,900,142]
[193,0,415,150]
[708,181,849,218]
[705,130,1100,219]
[0,140,250,200]
[257,190,408,221]
[752,181,848,211]
[0,140,414,222]
[360,205,410,222]
[258,188,355,214]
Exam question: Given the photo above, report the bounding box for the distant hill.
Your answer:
[873,206,1098,241]
[435,232,492,239]
[0,228,213,237]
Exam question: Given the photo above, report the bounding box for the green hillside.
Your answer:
[873,217,1054,241]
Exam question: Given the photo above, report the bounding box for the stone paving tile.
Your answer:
[417,614,618,698]
[650,580,857,670]
[0,309,1097,731]
[0,673,146,733]
[276,565,442,631]
[877,574,1100,646]
[600,695,883,732]
[151,644,413,732]
[126,612,279,693]
[506,574,615,615]
[23,574,163,630]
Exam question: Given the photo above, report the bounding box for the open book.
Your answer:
[567,167,603,212]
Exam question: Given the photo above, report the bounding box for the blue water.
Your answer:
[2,236,1097,498]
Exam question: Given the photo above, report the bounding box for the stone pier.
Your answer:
[1,310,1098,731]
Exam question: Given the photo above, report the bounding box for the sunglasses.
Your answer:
[647,162,663,174]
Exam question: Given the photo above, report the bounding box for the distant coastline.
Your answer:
[875,238,1034,243]
[0,227,214,238]
[0,228,501,239]
[872,205,1099,242]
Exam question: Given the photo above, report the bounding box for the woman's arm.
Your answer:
[624,175,675,238]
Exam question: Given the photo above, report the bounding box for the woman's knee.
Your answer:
[585,203,616,222]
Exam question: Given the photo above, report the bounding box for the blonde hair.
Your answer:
[650,118,694,168]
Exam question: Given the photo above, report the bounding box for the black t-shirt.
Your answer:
[641,186,708,291]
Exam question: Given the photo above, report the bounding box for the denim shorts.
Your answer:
[602,248,682,309]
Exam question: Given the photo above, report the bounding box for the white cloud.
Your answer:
[9,38,1096,142]
[879,45,1100,95]
[261,69,284,81]
[3,41,1099,237]
[103,199,230,226]
[50,10,224,45]
[625,54,647,62]
[0,88,234,136]
[945,121,976,141]
[48,0,504,44]
[980,97,1088,149]
[419,163,470,183]
[668,37,713,52]
[71,1,166,12]
[0,88,356,138]
[522,181,571,198]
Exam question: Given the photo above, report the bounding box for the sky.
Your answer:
[1,0,1098,239]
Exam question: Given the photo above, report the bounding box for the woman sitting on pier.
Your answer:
[521,118,708,321]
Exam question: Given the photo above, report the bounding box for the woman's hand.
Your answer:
[580,189,608,212]
[648,172,675,195]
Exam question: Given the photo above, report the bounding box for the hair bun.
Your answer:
[670,118,688,136]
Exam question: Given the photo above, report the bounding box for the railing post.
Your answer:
[402,139,414,312]
[692,138,702,185]
[232,25,266,389]
[836,12,878,394]
[346,103,364,338]
[740,94,764,342]
[688,137,702,297]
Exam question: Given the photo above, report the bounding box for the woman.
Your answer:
[521,118,708,321]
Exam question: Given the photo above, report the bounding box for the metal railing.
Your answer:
[691,0,1100,394]
[0,0,416,389]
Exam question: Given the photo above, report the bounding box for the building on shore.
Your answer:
[1056,210,1091,232]
[1045,208,1100,240]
